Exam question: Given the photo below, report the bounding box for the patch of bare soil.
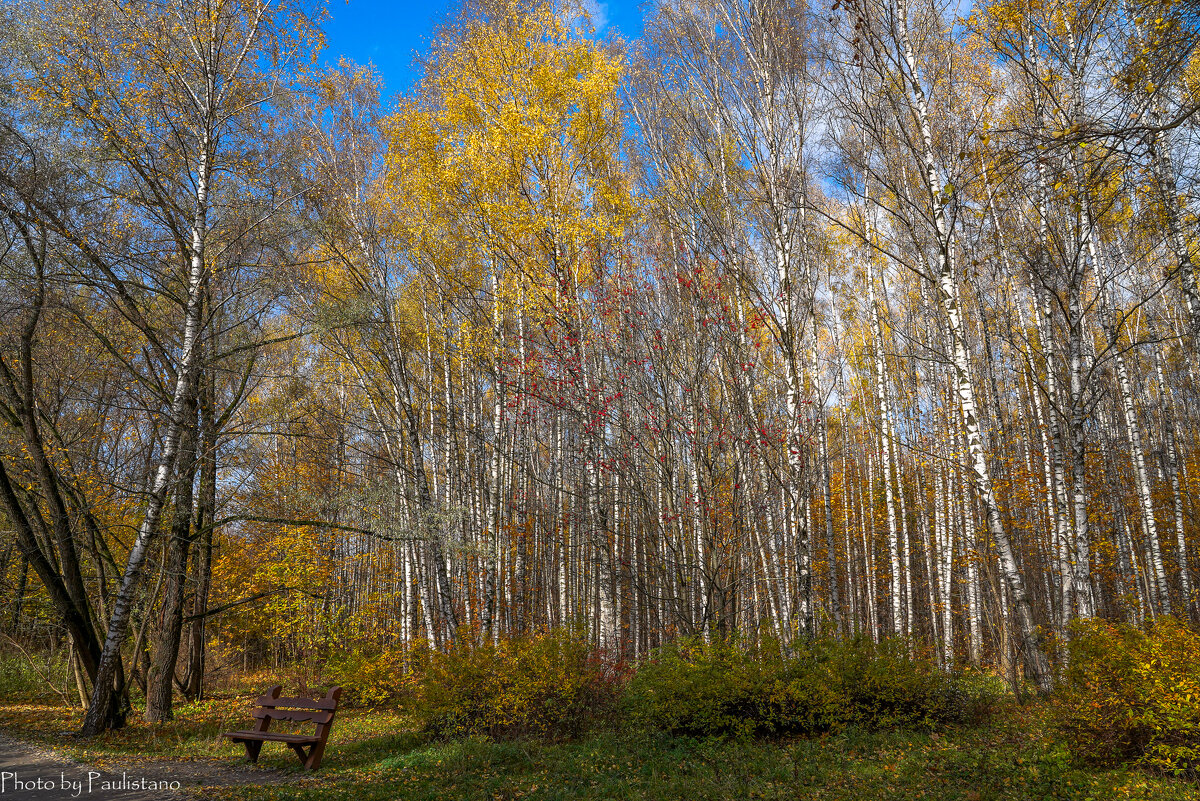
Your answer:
[0,733,294,800]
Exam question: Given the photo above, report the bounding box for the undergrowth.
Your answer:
[624,635,1004,739]
[1057,616,1200,779]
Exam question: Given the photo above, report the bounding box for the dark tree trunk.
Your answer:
[10,555,27,632]
[145,381,199,723]
[181,371,216,700]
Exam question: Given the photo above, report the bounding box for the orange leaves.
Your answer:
[1058,617,1200,776]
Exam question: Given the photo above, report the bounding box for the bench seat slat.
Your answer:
[224,731,321,745]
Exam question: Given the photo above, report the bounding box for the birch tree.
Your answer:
[12,0,319,733]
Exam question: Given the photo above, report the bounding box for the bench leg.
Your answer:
[243,740,264,764]
[304,740,327,771]
[286,743,309,766]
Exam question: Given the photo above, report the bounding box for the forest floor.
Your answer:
[0,730,285,800]
[0,700,1196,801]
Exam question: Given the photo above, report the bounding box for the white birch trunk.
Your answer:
[869,266,903,636]
[82,133,214,735]
[895,0,1051,688]
[1113,340,1169,613]
[1156,347,1195,616]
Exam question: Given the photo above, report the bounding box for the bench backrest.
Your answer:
[250,685,342,731]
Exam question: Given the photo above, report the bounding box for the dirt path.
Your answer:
[0,733,290,801]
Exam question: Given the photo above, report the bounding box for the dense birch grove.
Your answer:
[1,0,1199,731]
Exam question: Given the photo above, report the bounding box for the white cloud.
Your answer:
[582,0,610,33]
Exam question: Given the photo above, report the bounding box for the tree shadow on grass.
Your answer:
[324,730,428,771]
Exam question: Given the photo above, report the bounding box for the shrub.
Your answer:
[754,641,846,736]
[829,637,1001,729]
[414,629,621,741]
[325,645,422,708]
[625,638,785,738]
[827,637,936,728]
[0,649,75,704]
[626,635,1001,739]
[1057,616,1200,778]
[940,668,1010,725]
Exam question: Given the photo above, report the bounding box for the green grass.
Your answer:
[206,703,1197,801]
[0,698,412,769]
[1,698,1197,799]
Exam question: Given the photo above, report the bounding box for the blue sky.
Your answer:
[321,0,648,94]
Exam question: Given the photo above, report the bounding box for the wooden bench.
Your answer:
[222,685,342,770]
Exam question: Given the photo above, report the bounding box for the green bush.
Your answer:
[626,636,1002,739]
[0,649,74,704]
[414,629,620,741]
[623,638,778,738]
[830,637,998,729]
[1057,616,1200,777]
[754,640,846,736]
[325,645,423,708]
